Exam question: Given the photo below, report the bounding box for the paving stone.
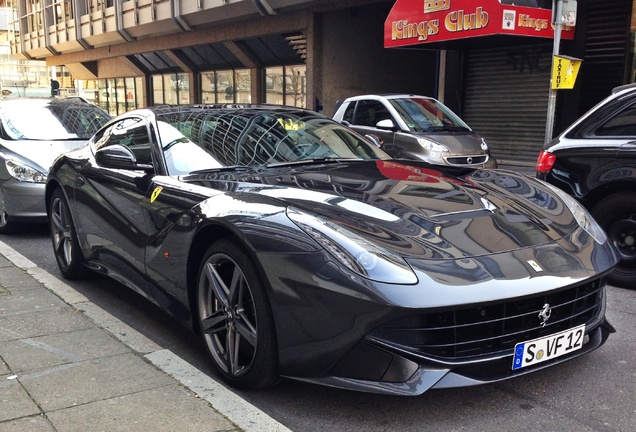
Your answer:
[0,308,94,343]
[19,353,176,411]
[0,328,131,373]
[46,384,238,432]
[0,288,67,315]
[0,415,56,432]
[0,375,41,422]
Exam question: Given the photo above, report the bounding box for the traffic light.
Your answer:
[51,79,60,96]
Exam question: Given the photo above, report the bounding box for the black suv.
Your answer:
[536,84,636,289]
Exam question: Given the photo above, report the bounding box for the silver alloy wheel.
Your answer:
[198,252,258,377]
[50,195,75,269]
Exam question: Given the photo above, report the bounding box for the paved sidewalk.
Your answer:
[0,241,291,432]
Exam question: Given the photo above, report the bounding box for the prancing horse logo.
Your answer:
[538,303,552,327]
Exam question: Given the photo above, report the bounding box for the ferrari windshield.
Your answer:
[388,97,470,132]
[156,108,390,174]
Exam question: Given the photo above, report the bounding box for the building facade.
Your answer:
[6,0,636,165]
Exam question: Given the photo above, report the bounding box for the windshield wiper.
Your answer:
[426,125,470,132]
[189,165,252,174]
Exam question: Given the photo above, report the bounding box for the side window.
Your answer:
[342,102,355,123]
[352,100,391,127]
[95,117,153,165]
[595,101,636,137]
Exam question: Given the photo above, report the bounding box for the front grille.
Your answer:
[445,155,488,165]
[370,277,605,361]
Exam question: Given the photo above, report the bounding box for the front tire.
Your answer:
[49,188,87,279]
[0,196,17,234]
[196,238,279,389]
[591,192,636,289]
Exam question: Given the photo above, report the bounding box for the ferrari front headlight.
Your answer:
[6,159,47,183]
[542,182,607,244]
[287,208,418,284]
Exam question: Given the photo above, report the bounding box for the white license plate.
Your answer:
[512,324,586,370]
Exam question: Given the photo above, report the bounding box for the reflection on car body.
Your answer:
[46,104,616,395]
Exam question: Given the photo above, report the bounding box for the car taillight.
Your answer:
[536,151,556,173]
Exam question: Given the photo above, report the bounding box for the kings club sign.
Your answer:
[385,0,574,48]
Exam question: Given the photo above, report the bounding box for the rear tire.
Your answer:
[591,192,636,289]
[49,188,87,279]
[196,238,279,389]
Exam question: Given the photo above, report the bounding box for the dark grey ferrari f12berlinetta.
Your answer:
[45,104,617,396]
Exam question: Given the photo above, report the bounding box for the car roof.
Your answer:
[611,83,636,95]
[342,94,436,102]
[143,104,328,118]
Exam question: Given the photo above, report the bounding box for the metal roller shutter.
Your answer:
[462,42,553,166]
[577,0,631,115]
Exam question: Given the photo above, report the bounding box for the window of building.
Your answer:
[216,70,234,103]
[152,73,189,105]
[77,77,139,115]
[265,65,306,108]
[201,69,250,104]
[51,0,73,23]
[26,0,44,33]
[201,71,217,104]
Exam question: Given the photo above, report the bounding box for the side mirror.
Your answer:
[95,144,153,171]
[365,134,384,148]
[375,119,396,130]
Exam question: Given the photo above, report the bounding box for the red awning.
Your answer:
[385,0,574,48]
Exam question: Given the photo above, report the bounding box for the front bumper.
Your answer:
[1,179,47,222]
[292,316,614,396]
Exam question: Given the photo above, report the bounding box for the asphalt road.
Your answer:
[3,224,635,432]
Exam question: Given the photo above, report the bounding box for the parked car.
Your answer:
[333,94,496,168]
[46,104,616,395]
[0,97,110,233]
[536,83,636,289]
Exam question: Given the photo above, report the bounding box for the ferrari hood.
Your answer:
[193,160,591,261]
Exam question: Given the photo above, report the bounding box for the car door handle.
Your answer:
[75,175,85,187]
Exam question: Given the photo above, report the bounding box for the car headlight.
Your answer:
[416,138,449,162]
[480,139,489,151]
[287,208,418,284]
[542,182,607,244]
[5,159,47,183]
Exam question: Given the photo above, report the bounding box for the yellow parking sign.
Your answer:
[552,55,582,90]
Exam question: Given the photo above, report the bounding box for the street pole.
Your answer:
[545,0,564,145]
